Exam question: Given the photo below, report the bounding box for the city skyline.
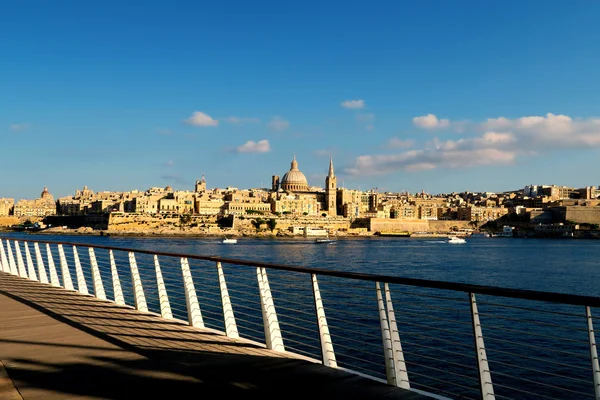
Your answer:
[2,1,600,200]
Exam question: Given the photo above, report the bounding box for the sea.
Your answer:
[2,232,599,399]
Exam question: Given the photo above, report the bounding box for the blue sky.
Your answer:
[2,1,600,200]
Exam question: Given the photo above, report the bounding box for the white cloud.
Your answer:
[267,116,290,131]
[225,116,261,124]
[366,124,375,131]
[236,139,271,153]
[184,111,219,127]
[314,149,330,157]
[413,114,450,129]
[10,123,29,132]
[341,99,365,109]
[347,112,600,176]
[387,138,415,148]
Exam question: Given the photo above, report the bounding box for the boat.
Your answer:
[222,237,237,244]
[448,236,467,244]
[315,234,336,244]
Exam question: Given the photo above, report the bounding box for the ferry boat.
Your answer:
[222,237,237,244]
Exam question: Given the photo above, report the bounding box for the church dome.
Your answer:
[280,156,309,192]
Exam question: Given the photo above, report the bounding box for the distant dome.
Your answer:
[165,186,173,191]
[41,187,50,198]
[280,156,309,192]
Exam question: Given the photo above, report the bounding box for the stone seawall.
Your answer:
[369,218,474,233]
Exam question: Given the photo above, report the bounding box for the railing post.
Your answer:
[180,257,203,327]
[377,282,397,385]
[0,240,10,274]
[72,246,89,295]
[23,242,38,281]
[33,243,49,284]
[45,244,60,287]
[128,252,148,312]
[58,244,75,290]
[312,274,337,367]
[154,255,173,319]
[109,250,125,306]
[216,261,238,338]
[6,241,18,276]
[14,241,28,278]
[384,283,410,389]
[88,248,106,300]
[257,267,284,352]
[469,292,495,400]
[586,306,600,400]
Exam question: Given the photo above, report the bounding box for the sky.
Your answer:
[2,1,600,200]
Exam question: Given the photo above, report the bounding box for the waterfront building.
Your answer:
[0,198,14,216]
[14,187,57,217]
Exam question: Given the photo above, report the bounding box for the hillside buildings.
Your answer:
[13,187,57,217]
[2,160,599,229]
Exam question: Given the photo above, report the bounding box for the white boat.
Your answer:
[448,236,467,244]
[315,234,336,244]
[222,237,237,244]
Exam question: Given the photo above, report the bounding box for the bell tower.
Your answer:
[325,158,337,215]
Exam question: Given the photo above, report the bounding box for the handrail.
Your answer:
[1,235,599,307]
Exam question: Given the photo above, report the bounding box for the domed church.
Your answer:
[280,156,309,192]
[270,156,337,216]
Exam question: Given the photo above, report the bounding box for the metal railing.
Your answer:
[0,236,599,400]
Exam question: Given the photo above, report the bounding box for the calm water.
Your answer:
[7,233,598,296]
[2,232,599,399]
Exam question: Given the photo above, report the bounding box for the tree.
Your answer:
[268,218,277,231]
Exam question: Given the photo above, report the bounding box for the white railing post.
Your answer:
[33,243,49,284]
[469,293,495,400]
[180,257,203,327]
[154,255,173,319]
[0,240,10,273]
[257,267,284,352]
[586,306,600,400]
[109,250,125,305]
[6,241,18,276]
[216,261,238,338]
[58,244,75,290]
[23,242,38,281]
[72,246,89,295]
[128,252,148,312]
[14,241,28,278]
[88,248,106,300]
[312,274,336,367]
[45,243,60,287]
[377,282,397,385]
[384,283,410,388]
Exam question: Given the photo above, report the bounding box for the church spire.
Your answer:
[328,157,335,177]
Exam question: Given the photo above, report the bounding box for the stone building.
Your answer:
[0,198,14,216]
[14,187,57,217]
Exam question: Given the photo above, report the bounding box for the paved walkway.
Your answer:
[0,273,428,399]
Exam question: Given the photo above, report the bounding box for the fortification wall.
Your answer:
[369,218,474,233]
